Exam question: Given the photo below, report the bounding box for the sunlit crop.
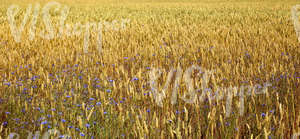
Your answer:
[0,0,299,138]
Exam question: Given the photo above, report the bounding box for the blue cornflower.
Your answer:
[3,121,7,126]
[38,117,45,121]
[132,77,138,81]
[146,109,150,113]
[4,82,10,86]
[61,119,66,123]
[5,112,10,114]
[78,76,83,80]
[104,112,107,114]
[66,95,71,98]
[96,102,101,106]
[31,76,39,81]
[47,125,51,128]
[80,133,85,136]
[84,84,88,88]
[85,124,90,128]
[106,89,111,93]
[261,113,266,117]
[225,122,230,126]
[89,98,95,101]
[96,84,101,88]
[41,120,48,125]
[245,52,250,58]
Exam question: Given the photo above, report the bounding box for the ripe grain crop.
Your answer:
[0,0,299,138]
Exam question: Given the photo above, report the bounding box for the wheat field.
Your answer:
[0,0,299,138]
